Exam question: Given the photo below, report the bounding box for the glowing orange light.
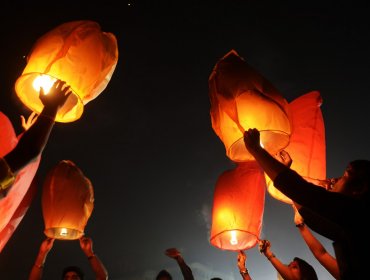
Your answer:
[15,20,118,122]
[210,162,266,251]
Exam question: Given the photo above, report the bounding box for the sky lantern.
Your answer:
[209,50,291,162]
[15,20,119,123]
[0,111,40,252]
[42,160,94,240]
[210,161,266,251]
[266,91,326,203]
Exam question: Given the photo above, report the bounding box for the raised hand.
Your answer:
[21,112,38,131]
[165,248,181,259]
[80,236,94,256]
[39,79,72,112]
[244,128,261,154]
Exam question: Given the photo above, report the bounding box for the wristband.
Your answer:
[88,254,96,260]
[295,222,305,228]
[240,269,249,275]
[267,254,276,260]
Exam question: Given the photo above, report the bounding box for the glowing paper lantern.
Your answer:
[42,160,94,240]
[266,91,326,203]
[209,50,291,162]
[15,20,119,123]
[0,111,40,252]
[210,162,266,251]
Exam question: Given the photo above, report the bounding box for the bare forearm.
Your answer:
[88,255,108,280]
[28,251,49,280]
[249,146,288,181]
[5,107,56,173]
[298,225,340,279]
[264,253,295,280]
[176,258,194,280]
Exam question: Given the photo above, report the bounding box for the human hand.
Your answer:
[237,250,247,271]
[292,204,304,225]
[276,150,292,167]
[244,128,261,154]
[165,248,181,260]
[39,237,54,254]
[20,112,38,131]
[79,236,94,256]
[39,79,72,112]
[259,240,272,256]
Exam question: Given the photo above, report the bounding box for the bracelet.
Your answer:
[88,254,96,260]
[267,254,276,260]
[295,222,305,228]
[34,263,44,269]
[240,269,249,275]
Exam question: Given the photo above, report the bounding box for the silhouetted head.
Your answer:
[210,278,223,280]
[156,269,172,280]
[330,160,370,197]
[62,266,84,280]
[293,257,318,280]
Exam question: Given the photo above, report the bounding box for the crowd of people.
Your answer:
[1,80,369,279]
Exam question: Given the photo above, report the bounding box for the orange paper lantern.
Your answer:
[42,160,94,240]
[210,162,266,251]
[266,91,326,203]
[209,50,291,162]
[15,20,118,123]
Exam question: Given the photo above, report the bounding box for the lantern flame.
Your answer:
[32,75,57,95]
[60,228,68,236]
[230,230,238,245]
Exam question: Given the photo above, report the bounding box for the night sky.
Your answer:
[1,1,370,279]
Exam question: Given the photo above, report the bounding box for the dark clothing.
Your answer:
[274,169,368,280]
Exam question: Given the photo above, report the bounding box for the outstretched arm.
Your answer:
[80,236,108,280]
[293,206,340,279]
[4,79,71,175]
[237,251,252,280]
[259,240,296,280]
[28,238,55,280]
[165,248,194,280]
[244,128,289,181]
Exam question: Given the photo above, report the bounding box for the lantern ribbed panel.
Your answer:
[210,161,266,251]
[42,160,94,240]
[15,20,118,122]
[209,50,291,162]
[266,91,326,203]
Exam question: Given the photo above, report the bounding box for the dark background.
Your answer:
[1,1,370,279]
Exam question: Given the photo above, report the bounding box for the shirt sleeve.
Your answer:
[274,169,360,227]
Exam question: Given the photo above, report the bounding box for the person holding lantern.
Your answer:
[0,79,71,195]
[257,240,318,280]
[28,236,108,280]
[243,128,370,280]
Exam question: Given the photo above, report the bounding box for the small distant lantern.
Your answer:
[266,91,326,203]
[15,20,118,123]
[210,161,266,251]
[42,160,94,240]
[209,50,291,162]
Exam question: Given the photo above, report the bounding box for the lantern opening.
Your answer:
[229,129,289,162]
[44,227,83,240]
[15,73,82,123]
[210,229,258,251]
